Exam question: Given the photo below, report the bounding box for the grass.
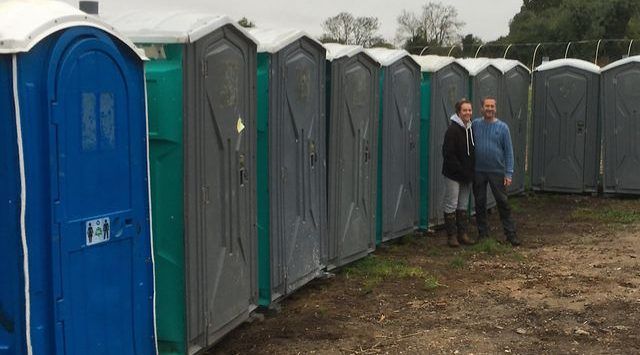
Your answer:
[570,207,640,225]
[344,255,440,293]
[450,255,466,269]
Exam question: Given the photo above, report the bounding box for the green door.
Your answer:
[145,44,186,355]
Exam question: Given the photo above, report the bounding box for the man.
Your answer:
[472,97,519,246]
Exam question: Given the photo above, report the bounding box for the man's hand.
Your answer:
[504,177,512,187]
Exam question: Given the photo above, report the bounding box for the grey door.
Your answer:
[186,26,257,352]
[500,67,530,194]
[472,66,501,113]
[602,62,640,194]
[532,68,599,193]
[381,58,420,241]
[271,39,326,296]
[429,63,469,225]
[328,54,378,268]
[472,66,501,208]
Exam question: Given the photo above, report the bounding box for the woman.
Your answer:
[442,98,475,247]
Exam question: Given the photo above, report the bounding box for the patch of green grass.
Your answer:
[571,207,640,225]
[469,238,513,255]
[463,238,525,262]
[344,255,438,293]
[423,275,442,291]
[450,256,466,269]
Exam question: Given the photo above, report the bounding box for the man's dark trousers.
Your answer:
[473,172,516,239]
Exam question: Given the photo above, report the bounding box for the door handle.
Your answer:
[239,154,247,186]
[309,140,317,168]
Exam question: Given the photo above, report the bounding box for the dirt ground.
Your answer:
[212,194,640,354]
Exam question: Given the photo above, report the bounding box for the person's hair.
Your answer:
[481,96,497,106]
[455,98,472,114]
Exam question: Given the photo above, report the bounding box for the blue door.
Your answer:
[48,29,153,355]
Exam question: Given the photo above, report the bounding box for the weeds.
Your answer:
[571,207,640,225]
[450,256,466,269]
[344,255,439,293]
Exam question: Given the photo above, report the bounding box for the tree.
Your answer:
[321,12,382,47]
[395,2,465,53]
[461,34,483,57]
[237,17,255,28]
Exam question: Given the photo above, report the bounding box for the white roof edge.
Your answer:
[601,55,640,72]
[365,48,415,67]
[0,0,146,59]
[323,43,381,65]
[455,58,498,76]
[411,55,457,73]
[490,58,531,74]
[105,11,258,45]
[248,27,323,53]
[534,58,600,74]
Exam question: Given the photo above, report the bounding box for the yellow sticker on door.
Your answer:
[237,117,245,133]
[86,217,111,246]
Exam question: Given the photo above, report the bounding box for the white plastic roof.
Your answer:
[411,55,456,72]
[491,58,531,74]
[323,43,380,65]
[535,58,600,74]
[601,55,640,72]
[248,27,322,53]
[324,43,361,60]
[0,0,144,58]
[106,10,257,44]
[365,48,415,67]
[456,58,496,76]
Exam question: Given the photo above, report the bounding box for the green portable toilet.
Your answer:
[109,11,258,354]
[411,55,456,229]
[250,28,327,307]
[411,55,469,227]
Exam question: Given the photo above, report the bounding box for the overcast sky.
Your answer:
[63,0,522,43]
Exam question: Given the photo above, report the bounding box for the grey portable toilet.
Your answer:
[531,59,601,193]
[493,59,531,195]
[601,56,640,195]
[366,48,420,243]
[109,11,258,352]
[412,55,469,227]
[250,28,327,305]
[324,43,380,269]
[457,58,501,209]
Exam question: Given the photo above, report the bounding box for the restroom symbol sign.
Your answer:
[86,217,111,246]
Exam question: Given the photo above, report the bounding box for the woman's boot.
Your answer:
[456,210,475,245]
[444,212,459,247]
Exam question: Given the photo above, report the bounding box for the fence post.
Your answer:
[594,39,602,65]
[503,44,513,59]
[564,42,572,58]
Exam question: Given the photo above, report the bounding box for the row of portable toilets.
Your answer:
[2,1,640,354]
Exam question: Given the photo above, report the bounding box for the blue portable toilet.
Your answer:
[0,1,156,354]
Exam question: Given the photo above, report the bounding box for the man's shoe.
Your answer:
[507,235,521,246]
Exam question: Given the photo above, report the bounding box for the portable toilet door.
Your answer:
[0,1,155,354]
[251,28,327,305]
[412,55,469,227]
[493,59,531,195]
[601,56,640,195]
[109,11,258,353]
[0,54,24,355]
[531,59,601,193]
[324,43,380,270]
[366,48,420,243]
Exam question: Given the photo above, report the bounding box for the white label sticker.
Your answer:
[86,217,111,246]
[236,116,245,133]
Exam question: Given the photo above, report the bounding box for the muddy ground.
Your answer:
[212,194,640,354]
